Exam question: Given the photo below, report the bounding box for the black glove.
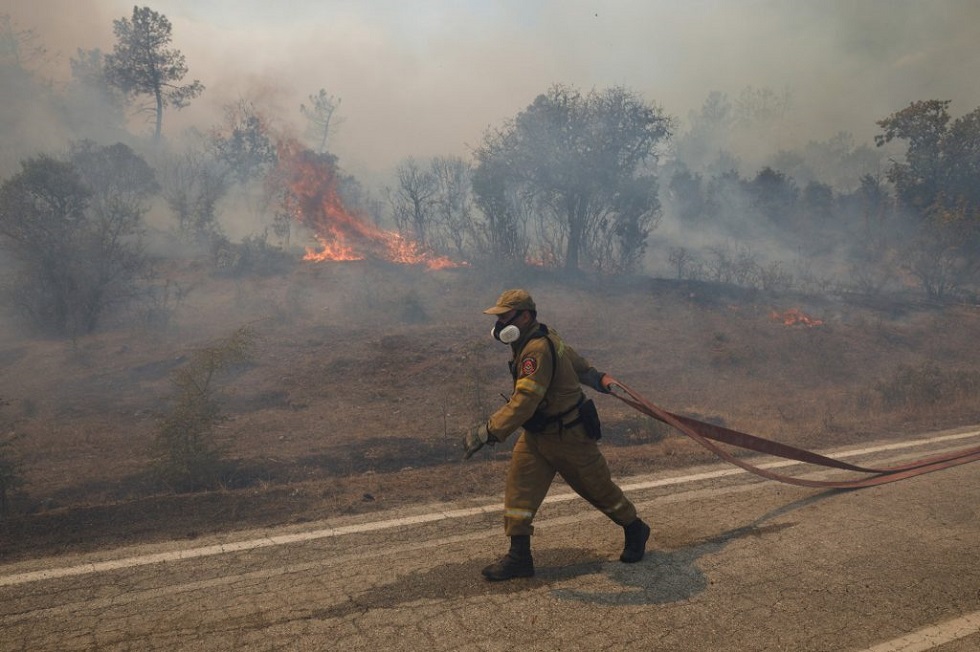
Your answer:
[582,368,612,394]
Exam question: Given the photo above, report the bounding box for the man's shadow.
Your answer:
[552,490,846,605]
[311,490,842,619]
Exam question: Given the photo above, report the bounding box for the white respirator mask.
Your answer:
[491,312,522,344]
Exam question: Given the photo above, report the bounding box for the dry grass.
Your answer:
[2,260,980,560]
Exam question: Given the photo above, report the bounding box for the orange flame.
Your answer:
[770,308,824,327]
[276,140,462,270]
[525,248,559,268]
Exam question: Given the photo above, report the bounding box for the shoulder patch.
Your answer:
[520,355,538,377]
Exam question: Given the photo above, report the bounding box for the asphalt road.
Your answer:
[2,427,980,651]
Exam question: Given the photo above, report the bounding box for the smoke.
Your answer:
[3,1,979,291]
[4,1,980,178]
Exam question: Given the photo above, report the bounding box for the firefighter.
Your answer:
[462,289,650,581]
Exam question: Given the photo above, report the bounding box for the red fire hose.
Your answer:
[606,377,980,488]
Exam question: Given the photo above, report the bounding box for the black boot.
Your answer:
[620,518,650,563]
[482,535,534,581]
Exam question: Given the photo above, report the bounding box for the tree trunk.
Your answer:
[154,89,164,142]
[565,196,583,271]
[566,213,581,271]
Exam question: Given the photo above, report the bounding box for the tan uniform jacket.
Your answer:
[487,322,595,441]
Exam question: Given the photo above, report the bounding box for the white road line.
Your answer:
[859,610,980,651]
[1,429,978,588]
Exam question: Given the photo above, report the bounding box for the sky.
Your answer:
[5,0,980,180]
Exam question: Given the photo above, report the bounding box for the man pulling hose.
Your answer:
[462,289,650,581]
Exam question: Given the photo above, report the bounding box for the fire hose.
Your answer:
[606,377,980,488]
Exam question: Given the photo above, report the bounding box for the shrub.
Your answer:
[875,362,980,410]
[210,232,292,277]
[151,325,257,491]
[0,399,24,518]
[0,145,156,337]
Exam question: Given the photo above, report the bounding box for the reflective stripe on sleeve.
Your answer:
[515,377,546,397]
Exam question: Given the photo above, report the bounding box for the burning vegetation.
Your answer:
[276,140,462,271]
[770,308,824,327]
[5,2,980,546]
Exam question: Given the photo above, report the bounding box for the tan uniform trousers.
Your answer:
[504,424,637,536]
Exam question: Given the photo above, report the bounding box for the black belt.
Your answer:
[523,395,585,434]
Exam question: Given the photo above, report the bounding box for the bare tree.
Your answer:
[429,156,473,258]
[470,150,531,264]
[158,148,228,246]
[0,14,48,71]
[0,15,53,171]
[734,85,793,130]
[300,89,343,154]
[388,158,437,246]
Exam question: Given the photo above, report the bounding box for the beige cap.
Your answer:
[483,289,536,315]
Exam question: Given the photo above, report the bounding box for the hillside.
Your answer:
[2,260,980,560]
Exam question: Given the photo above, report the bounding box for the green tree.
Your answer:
[836,174,896,294]
[744,167,799,228]
[875,100,951,214]
[0,144,156,336]
[802,181,834,221]
[941,107,980,215]
[0,155,90,334]
[667,167,707,225]
[903,212,978,300]
[209,98,277,185]
[473,84,671,272]
[104,6,204,142]
[876,101,980,296]
[70,141,157,331]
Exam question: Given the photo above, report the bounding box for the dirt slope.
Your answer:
[2,260,980,560]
